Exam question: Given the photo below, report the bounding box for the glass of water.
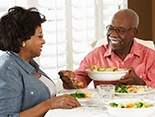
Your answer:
[96,84,115,103]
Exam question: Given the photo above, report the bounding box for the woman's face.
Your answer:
[19,26,45,61]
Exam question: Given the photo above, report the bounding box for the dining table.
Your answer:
[44,87,155,117]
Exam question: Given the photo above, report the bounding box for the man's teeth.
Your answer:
[111,40,119,44]
[109,37,122,44]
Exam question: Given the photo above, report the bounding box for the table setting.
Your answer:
[45,66,155,117]
[45,85,155,117]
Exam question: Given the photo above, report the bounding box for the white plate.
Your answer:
[115,85,155,96]
[57,89,95,103]
[86,69,128,81]
[77,97,91,102]
[105,98,155,117]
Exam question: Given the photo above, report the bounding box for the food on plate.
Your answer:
[115,85,127,93]
[106,99,155,117]
[90,65,118,72]
[126,85,144,93]
[109,99,153,108]
[70,90,92,98]
[115,85,153,93]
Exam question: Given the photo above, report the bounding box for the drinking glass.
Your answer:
[97,84,115,103]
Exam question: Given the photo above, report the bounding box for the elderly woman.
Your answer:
[0,6,80,117]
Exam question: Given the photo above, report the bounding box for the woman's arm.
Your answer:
[20,95,80,117]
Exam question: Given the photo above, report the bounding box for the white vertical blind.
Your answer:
[0,0,127,84]
[71,0,96,70]
[37,0,67,83]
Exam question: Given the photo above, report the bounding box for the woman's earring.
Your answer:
[22,42,26,47]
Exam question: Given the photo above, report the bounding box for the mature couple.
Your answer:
[0,6,155,117]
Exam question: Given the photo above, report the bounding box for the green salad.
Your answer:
[70,90,85,98]
[109,100,153,108]
[115,85,127,93]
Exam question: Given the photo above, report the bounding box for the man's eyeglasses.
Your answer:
[34,33,44,38]
[106,25,134,35]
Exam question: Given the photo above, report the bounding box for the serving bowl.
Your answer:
[105,98,155,117]
[86,69,128,81]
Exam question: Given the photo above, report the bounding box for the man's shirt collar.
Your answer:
[103,39,141,58]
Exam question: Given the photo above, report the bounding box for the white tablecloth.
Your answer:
[45,106,112,117]
[45,88,155,117]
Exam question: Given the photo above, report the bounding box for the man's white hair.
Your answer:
[114,9,139,28]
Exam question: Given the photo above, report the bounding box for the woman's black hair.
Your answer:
[0,6,46,53]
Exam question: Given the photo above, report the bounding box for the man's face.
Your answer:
[106,13,135,52]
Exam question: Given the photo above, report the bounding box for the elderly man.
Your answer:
[59,9,155,88]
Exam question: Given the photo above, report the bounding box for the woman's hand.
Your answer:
[48,94,81,109]
[118,67,146,85]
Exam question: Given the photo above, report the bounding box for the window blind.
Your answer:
[0,0,127,84]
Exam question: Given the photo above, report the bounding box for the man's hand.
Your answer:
[58,70,80,89]
[118,67,146,85]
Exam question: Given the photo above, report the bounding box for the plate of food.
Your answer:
[105,98,155,117]
[86,65,128,81]
[69,90,92,102]
[115,85,155,96]
[58,89,94,103]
